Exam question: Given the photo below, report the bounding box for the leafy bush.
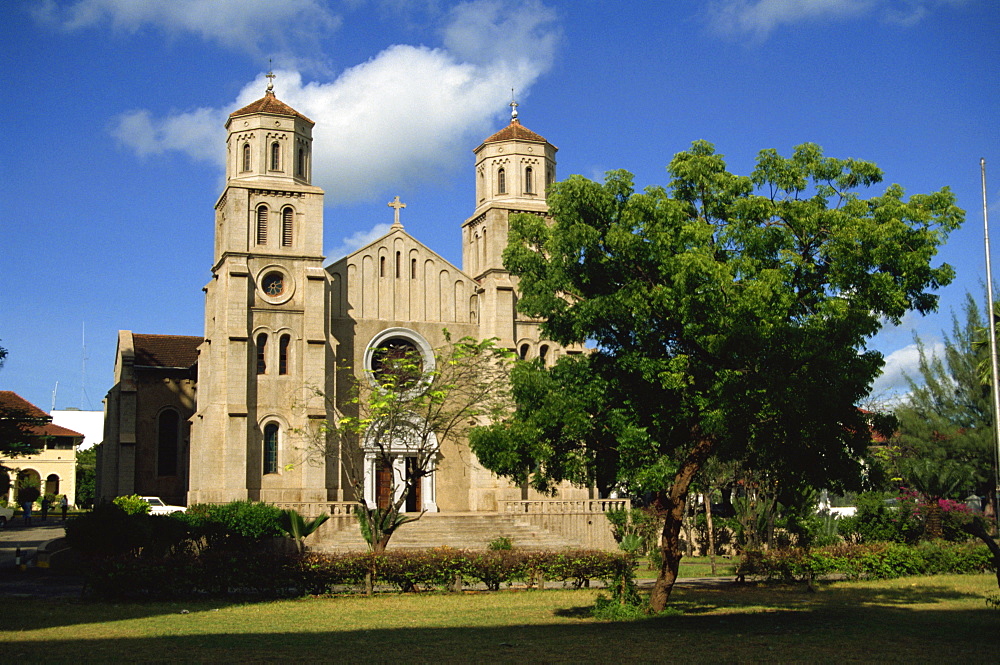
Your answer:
[738,541,995,582]
[488,536,513,551]
[182,500,284,543]
[607,508,660,555]
[838,491,973,545]
[113,494,151,515]
[82,548,635,600]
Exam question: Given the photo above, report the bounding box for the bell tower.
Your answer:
[189,76,329,505]
[462,102,557,348]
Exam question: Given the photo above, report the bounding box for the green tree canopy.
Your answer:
[895,294,993,500]
[472,141,963,610]
[0,342,46,461]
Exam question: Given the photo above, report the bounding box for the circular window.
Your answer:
[363,328,435,397]
[257,266,295,305]
[371,338,423,389]
[262,272,284,297]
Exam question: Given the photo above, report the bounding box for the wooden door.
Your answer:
[375,460,393,511]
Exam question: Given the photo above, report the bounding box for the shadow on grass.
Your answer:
[2,604,998,663]
[3,578,996,655]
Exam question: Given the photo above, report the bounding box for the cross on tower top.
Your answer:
[266,60,276,93]
[388,195,406,228]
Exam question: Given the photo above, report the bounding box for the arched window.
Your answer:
[297,147,305,176]
[45,474,60,496]
[263,423,278,475]
[411,258,417,279]
[497,167,506,194]
[242,142,251,172]
[157,409,179,476]
[539,344,549,365]
[279,334,290,375]
[525,166,533,194]
[256,333,268,374]
[395,251,401,278]
[256,205,268,245]
[547,169,554,188]
[379,256,386,277]
[519,344,530,360]
[270,141,281,170]
[281,207,293,247]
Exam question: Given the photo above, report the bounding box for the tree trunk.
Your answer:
[963,518,1000,589]
[704,491,717,575]
[682,496,694,557]
[649,436,714,612]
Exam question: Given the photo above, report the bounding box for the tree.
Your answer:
[895,294,993,509]
[474,141,962,610]
[311,333,513,555]
[0,343,46,462]
[76,446,97,507]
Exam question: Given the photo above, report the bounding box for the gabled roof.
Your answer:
[37,422,83,438]
[0,391,81,438]
[229,91,313,124]
[0,391,49,419]
[132,334,201,369]
[481,119,549,145]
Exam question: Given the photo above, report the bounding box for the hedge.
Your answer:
[737,541,995,582]
[84,549,634,600]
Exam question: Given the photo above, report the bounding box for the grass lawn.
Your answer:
[2,574,998,663]
[636,555,740,578]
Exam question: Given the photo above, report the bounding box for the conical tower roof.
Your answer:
[481,118,548,145]
[229,89,313,124]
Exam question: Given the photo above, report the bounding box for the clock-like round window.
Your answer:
[363,328,435,398]
[257,266,295,305]
[262,272,284,297]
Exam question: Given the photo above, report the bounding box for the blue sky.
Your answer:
[2,0,997,414]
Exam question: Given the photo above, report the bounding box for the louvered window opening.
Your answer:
[281,208,293,247]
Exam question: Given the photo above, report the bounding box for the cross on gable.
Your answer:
[388,195,406,227]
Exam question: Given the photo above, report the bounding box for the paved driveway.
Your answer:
[0,520,67,568]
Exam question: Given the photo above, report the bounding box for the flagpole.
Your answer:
[981,158,1000,524]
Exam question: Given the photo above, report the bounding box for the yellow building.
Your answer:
[1,391,82,507]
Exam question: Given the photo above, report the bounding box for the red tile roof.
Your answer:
[0,391,81,438]
[38,422,83,438]
[0,391,49,419]
[229,91,313,123]
[133,334,201,369]
[481,119,548,145]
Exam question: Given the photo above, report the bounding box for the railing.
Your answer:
[497,499,630,514]
[272,501,361,518]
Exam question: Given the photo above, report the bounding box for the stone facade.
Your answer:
[99,86,593,521]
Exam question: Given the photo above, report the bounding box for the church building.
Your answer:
[98,79,594,520]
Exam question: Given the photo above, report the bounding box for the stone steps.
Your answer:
[313,512,580,552]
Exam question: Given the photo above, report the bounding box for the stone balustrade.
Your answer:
[497,498,631,514]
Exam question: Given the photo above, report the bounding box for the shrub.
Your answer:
[113,494,152,515]
[607,507,660,554]
[737,541,995,582]
[182,500,284,543]
[80,548,637,600]
[488,536,513,551]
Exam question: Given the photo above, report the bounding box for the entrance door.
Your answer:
[405,457,421,512]
[375,460,393,511]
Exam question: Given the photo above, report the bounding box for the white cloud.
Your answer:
[871,339,944,398]
[706,0,969,40]
[326,223,393,262]
[110,107,226,162]
[108,0,561,203]
[32,0,341,63]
